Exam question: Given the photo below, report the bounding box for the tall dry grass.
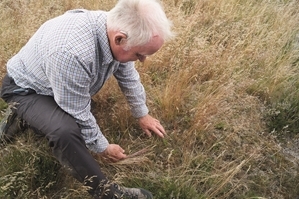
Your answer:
[1,0,299,198]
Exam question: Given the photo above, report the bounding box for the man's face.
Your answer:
[111,34,164,63]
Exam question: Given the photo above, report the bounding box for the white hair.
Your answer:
[107,0,174,48]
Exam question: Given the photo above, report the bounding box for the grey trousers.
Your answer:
[1,75,107,197]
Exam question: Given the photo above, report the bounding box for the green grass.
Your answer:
[0,134,61,198]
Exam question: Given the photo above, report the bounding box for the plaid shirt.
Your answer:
[6,9,149,153]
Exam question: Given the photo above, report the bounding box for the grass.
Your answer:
[1,0,299,198]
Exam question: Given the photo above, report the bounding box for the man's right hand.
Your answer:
[100,144,127,162]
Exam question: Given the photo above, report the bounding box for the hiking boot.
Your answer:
[89,178,153,199]
[100,183,153,199]
[0,107,27,145]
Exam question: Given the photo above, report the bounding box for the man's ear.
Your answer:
[114,32,127,46]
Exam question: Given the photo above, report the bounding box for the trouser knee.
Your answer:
[46,121,84,149]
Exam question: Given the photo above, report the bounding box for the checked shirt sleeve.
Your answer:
[45,50,109,153]
[114,62,149,118]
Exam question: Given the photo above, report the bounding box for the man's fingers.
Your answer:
[157,125,166,135]
[155,129,165,138]
[144,129,152,137]
[104,154,126,162]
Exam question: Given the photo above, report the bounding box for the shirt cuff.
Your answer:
[131,105,149,118]
[86,135,109,153]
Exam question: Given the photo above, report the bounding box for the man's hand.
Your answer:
[138,114,166,138]
[100,144,127,162]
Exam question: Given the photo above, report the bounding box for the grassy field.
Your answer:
[1,0,299,198]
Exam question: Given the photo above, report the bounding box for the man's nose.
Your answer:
[139,56,146,62]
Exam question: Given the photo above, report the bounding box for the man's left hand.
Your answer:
[138,114,166,138]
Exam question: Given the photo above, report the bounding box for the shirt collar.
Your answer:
[95,12,115,65]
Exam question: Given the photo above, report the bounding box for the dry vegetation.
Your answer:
[1,0,299,198]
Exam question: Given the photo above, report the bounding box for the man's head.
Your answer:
[107,0,174,63]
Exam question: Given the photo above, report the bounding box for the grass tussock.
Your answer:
[1,0,299,198]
